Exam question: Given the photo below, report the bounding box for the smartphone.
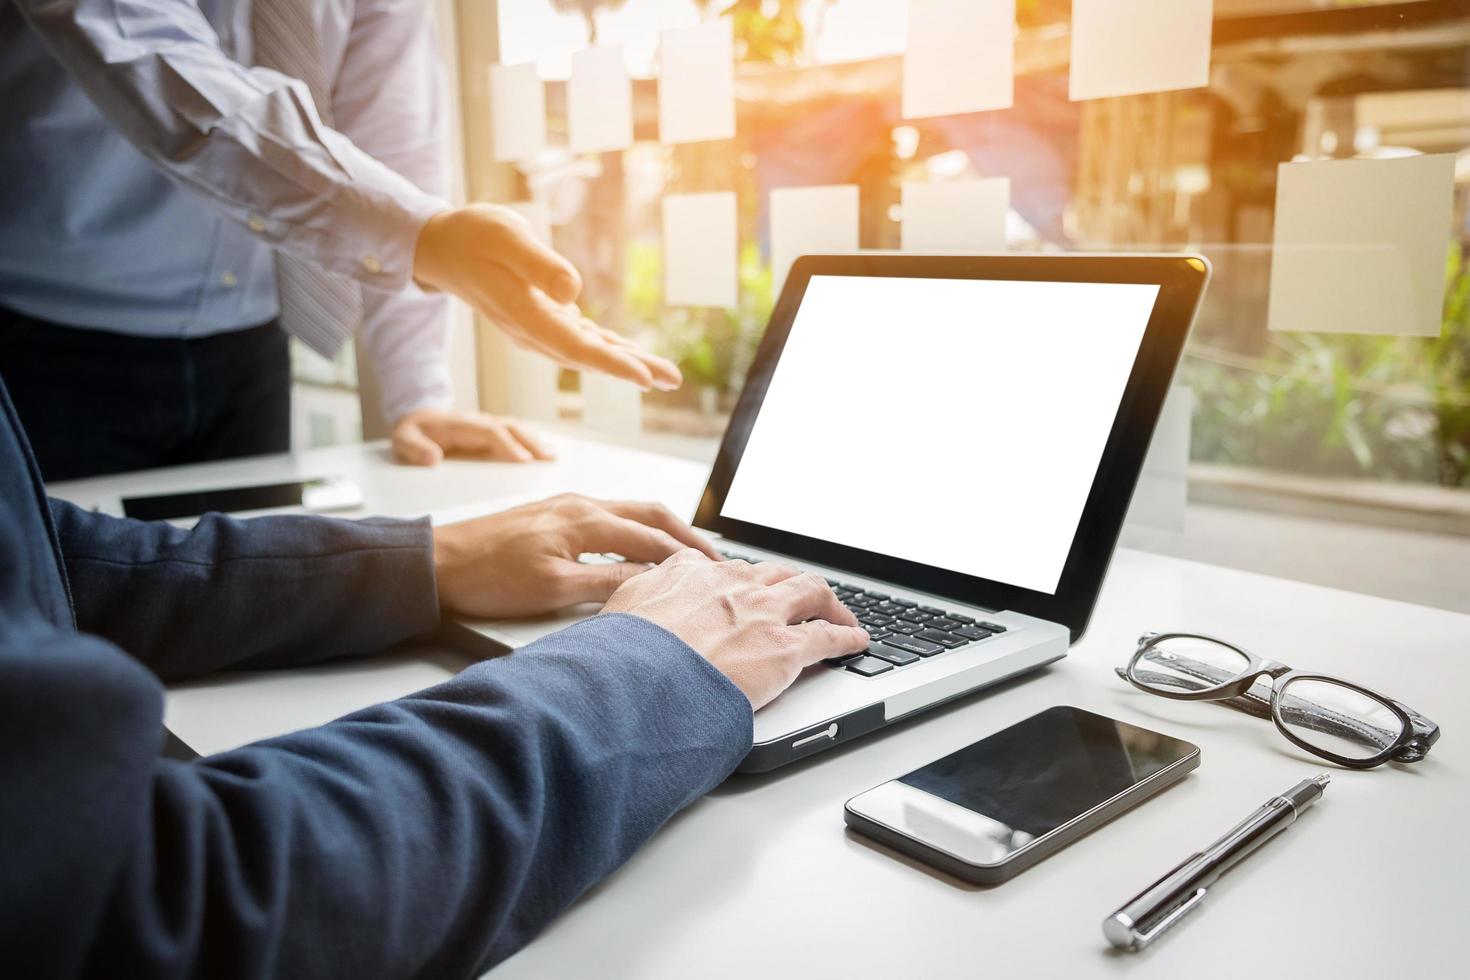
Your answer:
[844,706,1199,884]
[120,477,364,521]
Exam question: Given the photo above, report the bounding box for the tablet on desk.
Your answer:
[120,477,364,521]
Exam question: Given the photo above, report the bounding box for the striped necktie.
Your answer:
[251,0,362,359]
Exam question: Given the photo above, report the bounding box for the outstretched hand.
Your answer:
[412,204,682,391]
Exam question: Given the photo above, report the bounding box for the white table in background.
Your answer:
[50,434,1470,980]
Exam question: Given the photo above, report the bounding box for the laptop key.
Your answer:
[947,613,976,625]
[919,606,945,615]
[890,598,917,608]
[873,602,907,616]
[881,635,943,657]
[860,613,894,626]
[845,656,894,677]
[955,625,994,641]
[897,609,930,623]
[887,621,922,634]
[866,629,892,642]
[927,617,962,631]
[978,621,1008,633]
[847,595,877,609]
[868,643,921,666]
[916,628,968,649]
[864,591,890,601]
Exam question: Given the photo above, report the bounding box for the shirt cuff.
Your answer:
[316,180,447,293]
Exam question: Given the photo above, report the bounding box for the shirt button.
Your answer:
[220,271,238,287]
[361,255,382,274]
[247,215,267,233]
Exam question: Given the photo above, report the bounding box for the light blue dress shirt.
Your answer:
[0,0,456,420]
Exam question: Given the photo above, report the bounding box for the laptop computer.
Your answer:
[446,252,1211,772]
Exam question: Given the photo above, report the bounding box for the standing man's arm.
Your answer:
[334,0,551,464]
[13,0,681,389]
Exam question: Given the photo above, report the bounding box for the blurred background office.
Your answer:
[10,0,1469,612]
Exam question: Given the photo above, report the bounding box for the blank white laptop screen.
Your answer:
[720,275,1160,595]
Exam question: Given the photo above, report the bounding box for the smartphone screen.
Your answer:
[900,706,1193,854]
[846,706,1198,880]
[121,479,359,521]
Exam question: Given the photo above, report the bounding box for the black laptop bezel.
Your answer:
[693,252,1210,642]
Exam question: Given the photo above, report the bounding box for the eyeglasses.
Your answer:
[1117,632,1440,770]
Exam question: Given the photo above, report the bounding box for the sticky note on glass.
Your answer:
[1126,385,1193,532]
[569,44,633,154]
[1070,0,1213,101]
[901,179,1010,252]
[582,371,643,435]
[663,192,738,308]
[770,185,860,294]
[1269,154,1454,337]
[659,20,736,145]
[488,63,546,163]
[903,0,1014,120]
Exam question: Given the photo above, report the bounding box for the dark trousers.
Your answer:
[0,306,291,482]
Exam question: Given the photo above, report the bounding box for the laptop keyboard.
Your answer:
[721,552,1007,677]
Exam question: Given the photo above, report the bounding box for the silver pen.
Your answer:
[1103,774,1330,951]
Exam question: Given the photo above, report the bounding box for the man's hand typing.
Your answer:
[431,494,719,619]
[602,551,870,710]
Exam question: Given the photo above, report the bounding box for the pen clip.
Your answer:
[1133,888,1207,950]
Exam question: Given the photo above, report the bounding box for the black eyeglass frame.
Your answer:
[1120,632,1440,770]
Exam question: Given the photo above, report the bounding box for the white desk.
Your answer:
[52,435,1470,980]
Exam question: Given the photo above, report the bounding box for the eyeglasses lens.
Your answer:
[1130,635,1251,695]
[1275,677,1406,762]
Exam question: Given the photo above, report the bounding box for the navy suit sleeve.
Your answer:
[2,608,753,979]
[50,499,441,681]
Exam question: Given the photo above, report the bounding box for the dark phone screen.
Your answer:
[121,482,312,521]
[900,707,1194,852]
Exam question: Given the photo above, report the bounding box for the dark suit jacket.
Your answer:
[0,378,752,978]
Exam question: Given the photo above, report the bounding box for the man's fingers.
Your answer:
[578,515,692,565]
[786,620,871,667]
[598,501,719,558]
[490,209,582,304]
[744,561,804,586]
[473,268,656,389]
[557,559,652,606]
[503,419,556,460]
[764,572,860,627]
[390,421,445,467]
[585,320,682,391]
[453,416,536,462]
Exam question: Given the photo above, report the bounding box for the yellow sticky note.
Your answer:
[901,179,1010,252]
[1268,155,1454,337]
[659,20,736,145]
[903,0,1014,120]
[663,192,738,308]
[770,185,860,295]
[488,63,546,163]
[1126,385,1193,532]
[1069,0,1213,101]
[569,45,633,154]
[582,371,643,435]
